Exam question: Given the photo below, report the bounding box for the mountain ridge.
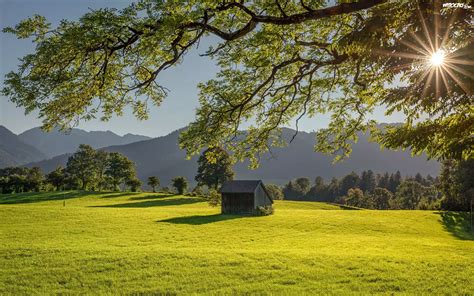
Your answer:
[25,126,440,186]
[0,126,47,167]
[18,127,151,158]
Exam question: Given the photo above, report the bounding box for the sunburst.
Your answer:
[374,2,473,96]
[430,49,445,66]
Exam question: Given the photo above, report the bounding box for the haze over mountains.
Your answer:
[0,126,46,167]
[0,125,149,167]
[18,127,151,158]
[20,126,440,186]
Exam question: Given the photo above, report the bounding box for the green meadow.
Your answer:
[0,191,473,295]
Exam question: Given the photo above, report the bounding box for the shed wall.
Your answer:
[254,184,272,207]
[221,192,254,214]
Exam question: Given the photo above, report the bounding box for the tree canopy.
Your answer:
[2,0,472,166]
[195,147,234,189]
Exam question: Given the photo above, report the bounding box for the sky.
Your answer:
[0,0,404,137]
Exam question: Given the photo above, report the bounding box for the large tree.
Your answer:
[66,144,98,190]
[105,152,136,191]
[195,147,234,189]
[2,1,472,166]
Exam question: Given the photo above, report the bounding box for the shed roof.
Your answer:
[219,180,263,193]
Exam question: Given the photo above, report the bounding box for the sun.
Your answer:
[430,50,445,66]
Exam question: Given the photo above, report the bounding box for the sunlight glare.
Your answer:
[430,50,445,66]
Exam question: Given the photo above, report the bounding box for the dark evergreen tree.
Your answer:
[377,172,390,190]
[360,170,376,193]
[388,171,402,193]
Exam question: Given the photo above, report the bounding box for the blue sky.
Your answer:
[0,0,404,137]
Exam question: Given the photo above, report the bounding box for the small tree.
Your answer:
[126,178,142,192]
[345,188,366,208]
[147,176,160,192]
[172,176,188,195]
[369,187,393,210]
[295,177,311,195]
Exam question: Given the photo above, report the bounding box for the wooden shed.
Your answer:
[219,180,273,215]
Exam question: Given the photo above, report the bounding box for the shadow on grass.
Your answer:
[0,191,92,204]
[438,211,474,240]
[158,214,247,225]
[335,204,362,210]
[128,194,178,201]
[91,196,204,208]
[100,192,141,198]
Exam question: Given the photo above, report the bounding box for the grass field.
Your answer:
[0,191,473,295]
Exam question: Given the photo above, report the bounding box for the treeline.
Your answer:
[278,159,473,211]
[0,144,140,193]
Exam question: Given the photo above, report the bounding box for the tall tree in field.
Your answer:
[195,147,234,189]
[3,1,471,167]
[106,152,136,191]
[66,144,98,190]
[46,166,66,191]
[172,176,188,195]
[147,176,160,192]
[95,150,109,191]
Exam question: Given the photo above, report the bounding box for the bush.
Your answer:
[192,185,207,197]
[256,205,274,216]
[207,189,221,207]
[265,184,284,200]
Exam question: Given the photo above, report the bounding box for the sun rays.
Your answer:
[376,2,473,97]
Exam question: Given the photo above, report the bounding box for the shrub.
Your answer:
[207,189,221,207]
[265,184,284,200]
[256,205,274,216]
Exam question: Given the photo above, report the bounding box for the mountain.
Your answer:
[18,127,151,158]
[27,126,440,186]
[0,126,47,168]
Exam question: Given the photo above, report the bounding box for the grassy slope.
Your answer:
[0,192,472,295]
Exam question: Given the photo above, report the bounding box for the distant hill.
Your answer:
[27,126,440,186]
[0,126,47,168]
[19,127,151,158]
